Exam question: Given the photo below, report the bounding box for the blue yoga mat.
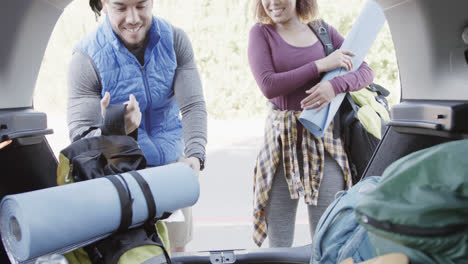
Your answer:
[299,0,386,137]
[0,163,199,262]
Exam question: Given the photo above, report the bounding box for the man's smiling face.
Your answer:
[102,0,154,50]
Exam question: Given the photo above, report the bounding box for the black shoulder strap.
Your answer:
[101,104,128,136]
[310,20,388,140]
[74,104,128,142]
[310,20,345,138]
[310,20,334,56]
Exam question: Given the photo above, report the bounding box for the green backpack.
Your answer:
[58,105,173,264]
[64,223,170,264]
[355,140,468,264]
[58,134,173,264]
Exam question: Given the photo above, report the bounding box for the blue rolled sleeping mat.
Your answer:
[0,163,199,262]
[298,0,386,137]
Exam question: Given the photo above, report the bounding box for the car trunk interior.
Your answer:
[363,0,468,178]
[0,0,467,263]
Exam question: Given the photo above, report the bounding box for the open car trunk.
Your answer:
[1,0,467,263]
[363,0,468,178]
[0,111,57,263]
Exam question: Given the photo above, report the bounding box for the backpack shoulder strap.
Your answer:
[101,104,128,136]
[310,20,344,138]
[309,19,335,56]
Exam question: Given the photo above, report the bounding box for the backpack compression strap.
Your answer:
[105,175,133,232]
[85,174,134,263]
[92,171,171,264]
[102,171,172,264]
[129,171,156,221]
[101,104,128,136]
[309,20,343,138]
[73,104,128,142]
[129,171,172,264]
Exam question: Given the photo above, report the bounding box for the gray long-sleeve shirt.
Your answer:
[67,25,207,160]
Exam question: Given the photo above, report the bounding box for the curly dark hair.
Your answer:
[254,0,318,24]
[90,0,103,18]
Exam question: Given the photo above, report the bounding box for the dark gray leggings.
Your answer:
[264,152,345,247]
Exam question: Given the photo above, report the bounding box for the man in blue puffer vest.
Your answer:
[67,0,207,252]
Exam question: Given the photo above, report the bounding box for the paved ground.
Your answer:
[186,120,312,251]
[46,116,313,252]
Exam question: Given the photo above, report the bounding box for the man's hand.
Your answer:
[100,91,111,117]
[100,92,142,134]
[124,94,142,134]
[300,81,336,112]
[316,49,355,73]
[181,157,201,176]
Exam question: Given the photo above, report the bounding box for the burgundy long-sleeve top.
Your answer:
[248,22,374,111]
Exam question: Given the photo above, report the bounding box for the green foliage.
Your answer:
[156,0,400,118]
[34,1,101,115]
[34,0,400,120]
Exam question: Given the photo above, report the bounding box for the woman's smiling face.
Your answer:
[261,0,298,24]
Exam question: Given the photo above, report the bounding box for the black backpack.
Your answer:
[309,20,390,184]
[57,104,172,264]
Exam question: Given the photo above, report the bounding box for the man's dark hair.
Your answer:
[90,0,103,18]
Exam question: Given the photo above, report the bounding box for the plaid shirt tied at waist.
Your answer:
[253,105,352,247]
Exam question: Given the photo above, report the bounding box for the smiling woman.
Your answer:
[31,0,399,252]
[255,0,318,24]
[34,0,398,124]
[248,0,376,248]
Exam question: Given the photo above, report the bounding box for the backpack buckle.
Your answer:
[319,26,327,34]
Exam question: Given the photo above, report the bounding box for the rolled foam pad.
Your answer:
[0,163,199,262]
[298,0,386,137]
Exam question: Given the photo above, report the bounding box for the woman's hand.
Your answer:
[300,81,336,112]
[316,49,355,73]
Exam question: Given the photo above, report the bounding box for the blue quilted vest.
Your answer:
[75,16,183,166]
